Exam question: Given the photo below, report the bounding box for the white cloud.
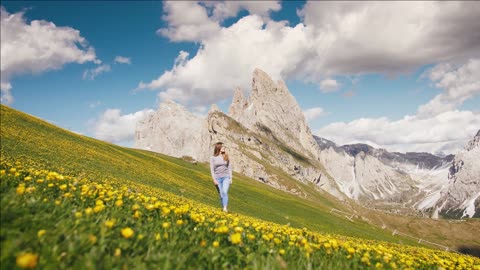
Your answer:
[82,64,111,80]
[298,1,480,76]
[157,1,221,42]
[0,7,98,104]
[417,58,480,118]
[304,107,328,121]
[203,1,281,21]
[317,111,480,154]
[139,1,480,108]
[320,78,339,93]
[317,58,480,154]
[88,100,102,109]
[114,56,131,64]
[92,108,154,143]
[140,15,311,106]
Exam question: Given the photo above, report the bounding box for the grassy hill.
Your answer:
[1,104,478,269]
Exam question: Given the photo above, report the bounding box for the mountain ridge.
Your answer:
[135,68,479,218]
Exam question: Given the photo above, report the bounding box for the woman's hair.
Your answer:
[213,142,229,163]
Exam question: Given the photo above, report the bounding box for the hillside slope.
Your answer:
[0,104,403,243]
[1,104,479,252]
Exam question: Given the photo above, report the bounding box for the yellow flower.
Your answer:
[93,205,104,213]
[131,204,140,211]
[213,241,220,248]
[279,249,285,255]
[162,222,170,229]
[59,184,68,190]
[16,252,38,269]
[74,212,83,218]
[24,176,32,181]
[161,207,171,216]
[115,200,123,207]
[230,233,242,244]
[133,210,141,218]
[121,227,134,239]
[114,248,121,257]
[16,185,26,195]
[37,230,46,238]
[89,234,97,244]
[176,220,184,226]
[200,240,207,247]
[85,207,93,216]
[104,219,115,228]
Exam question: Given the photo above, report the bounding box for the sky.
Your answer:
[1,1,479,155]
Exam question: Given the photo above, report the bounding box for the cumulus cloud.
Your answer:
[304,107,328,122]
[0,7,98,104]
[203,1,281,21]
[114,56,131,64]
[320,78,339,93]
[140,15,311,106]
[317,110,480,154]
[82,64,111,80]
[156,1,221,42]
[92,108,154,143]
[417,58,480,118]
[139,1,480,108]
[298,1,480,76]
[317,58,480,154]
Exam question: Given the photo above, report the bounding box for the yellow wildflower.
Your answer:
[37,230,46,238]
[16,252,38,269]
[121,227,134,239]
[230,233,242,244]
[104,219,115,228]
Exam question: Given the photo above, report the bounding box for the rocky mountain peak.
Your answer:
[228,68,320,160]
[465,129,480,151]
[228,87,247,116]
[209,103,221,114]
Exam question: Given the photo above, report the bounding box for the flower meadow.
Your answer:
[1,160,478,270]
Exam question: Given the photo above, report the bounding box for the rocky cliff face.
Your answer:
[135,69,342,198]
[315,137,419,208]
[134,101,207,160]
[432,130,480,218]
[228,69,321,161]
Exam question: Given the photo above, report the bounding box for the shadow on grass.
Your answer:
[458,245,480,258]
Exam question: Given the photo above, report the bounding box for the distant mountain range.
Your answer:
[135,68,479,218]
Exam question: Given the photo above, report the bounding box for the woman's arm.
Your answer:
[228,160,233,183]
[210,156,218,184]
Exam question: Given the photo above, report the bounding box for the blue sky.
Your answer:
[1,1,479,154]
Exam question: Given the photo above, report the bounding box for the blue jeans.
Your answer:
[216,176,231,208]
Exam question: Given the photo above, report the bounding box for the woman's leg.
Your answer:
[220,177,231,209]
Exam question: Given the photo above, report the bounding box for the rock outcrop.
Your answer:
[433,130,480,218]
[135,69,342,197]
[229,69,321,161]
[134,101,206,160]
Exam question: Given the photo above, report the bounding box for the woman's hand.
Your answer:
[213,179,219,185]
[230,178,233,184]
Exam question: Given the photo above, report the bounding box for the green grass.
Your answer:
[0,104,416,245]
[2,104,479,269]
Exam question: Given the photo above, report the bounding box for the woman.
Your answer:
[210,142,233,212]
